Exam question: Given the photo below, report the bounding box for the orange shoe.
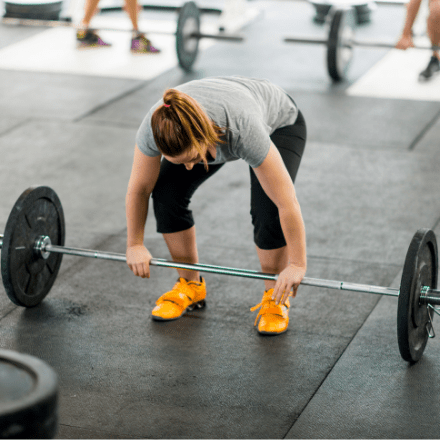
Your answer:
[250,289,290,335]
[152,277,206,321]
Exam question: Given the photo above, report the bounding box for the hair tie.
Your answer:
[163,104,170,108]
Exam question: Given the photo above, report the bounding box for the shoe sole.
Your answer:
[151,299,206,321]
[257,327,288,336]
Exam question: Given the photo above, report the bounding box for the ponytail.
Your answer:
[151,89,224,169]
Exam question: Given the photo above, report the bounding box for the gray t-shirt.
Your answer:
[136,76,298,168]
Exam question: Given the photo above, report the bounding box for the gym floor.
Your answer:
[1,0,440,438]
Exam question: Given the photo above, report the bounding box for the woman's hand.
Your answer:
[395,34,414,50]
[126,245,153,278]
[272,264,306,305]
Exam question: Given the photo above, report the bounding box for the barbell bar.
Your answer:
[2,232,424,297]
[1,185,440,363]
[284,35,438,50]
[1,15,244,41]
[284,7,439,81]
[1,186,440,363]
[1,1,244,71]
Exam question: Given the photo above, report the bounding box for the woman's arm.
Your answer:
[253,143,307,302]
[126,145,161,277]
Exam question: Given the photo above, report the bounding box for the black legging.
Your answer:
[152,110,307,250]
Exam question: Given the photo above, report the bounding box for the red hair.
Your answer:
[151,89,224,169]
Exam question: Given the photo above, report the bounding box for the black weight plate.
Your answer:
[0,349,58,438]
[353,4,373,24]
[4,0,62,20]
[327,7,356,81]
[310,2,333,24]
[1,186,65,307]
[176,1,201,72]
[397,229,438,363]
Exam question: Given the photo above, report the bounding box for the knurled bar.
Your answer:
[43,243,403,296]
[2,236,440,302]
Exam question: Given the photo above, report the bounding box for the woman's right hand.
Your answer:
[126,245,153,278]
[395,34,414,50]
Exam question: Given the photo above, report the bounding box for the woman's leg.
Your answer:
[251,109,307,290]
[427,0,440,58]
[256,246,289,291]
[153,159,224,281]
[162,226,200,282]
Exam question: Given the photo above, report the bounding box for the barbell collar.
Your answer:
[420,288,440,306]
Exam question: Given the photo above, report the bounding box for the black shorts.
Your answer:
[152,109,307,250]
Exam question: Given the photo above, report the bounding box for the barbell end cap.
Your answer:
[34,235,52,260]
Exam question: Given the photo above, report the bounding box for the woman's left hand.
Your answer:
[272,264,307,305]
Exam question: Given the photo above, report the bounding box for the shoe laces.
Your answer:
[250,292,289,327]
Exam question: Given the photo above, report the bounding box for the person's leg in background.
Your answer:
[419,0,440,80]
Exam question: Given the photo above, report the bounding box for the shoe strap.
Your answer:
[250,296,290,327]
[156,280,197,309]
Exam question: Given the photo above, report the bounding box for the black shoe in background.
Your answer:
[419,55,440,81]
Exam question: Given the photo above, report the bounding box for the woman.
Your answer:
[125,76,307,335]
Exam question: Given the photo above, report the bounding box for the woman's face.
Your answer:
[163,147,204,171]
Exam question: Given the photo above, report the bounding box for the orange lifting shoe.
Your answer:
[250,289,290,335]
[152,277,206,321]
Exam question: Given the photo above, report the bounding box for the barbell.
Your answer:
[0,185,439,363]
[1,1,244,72]
[284,7,440,81]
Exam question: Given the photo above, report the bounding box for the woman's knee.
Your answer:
[152,197,194,233]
